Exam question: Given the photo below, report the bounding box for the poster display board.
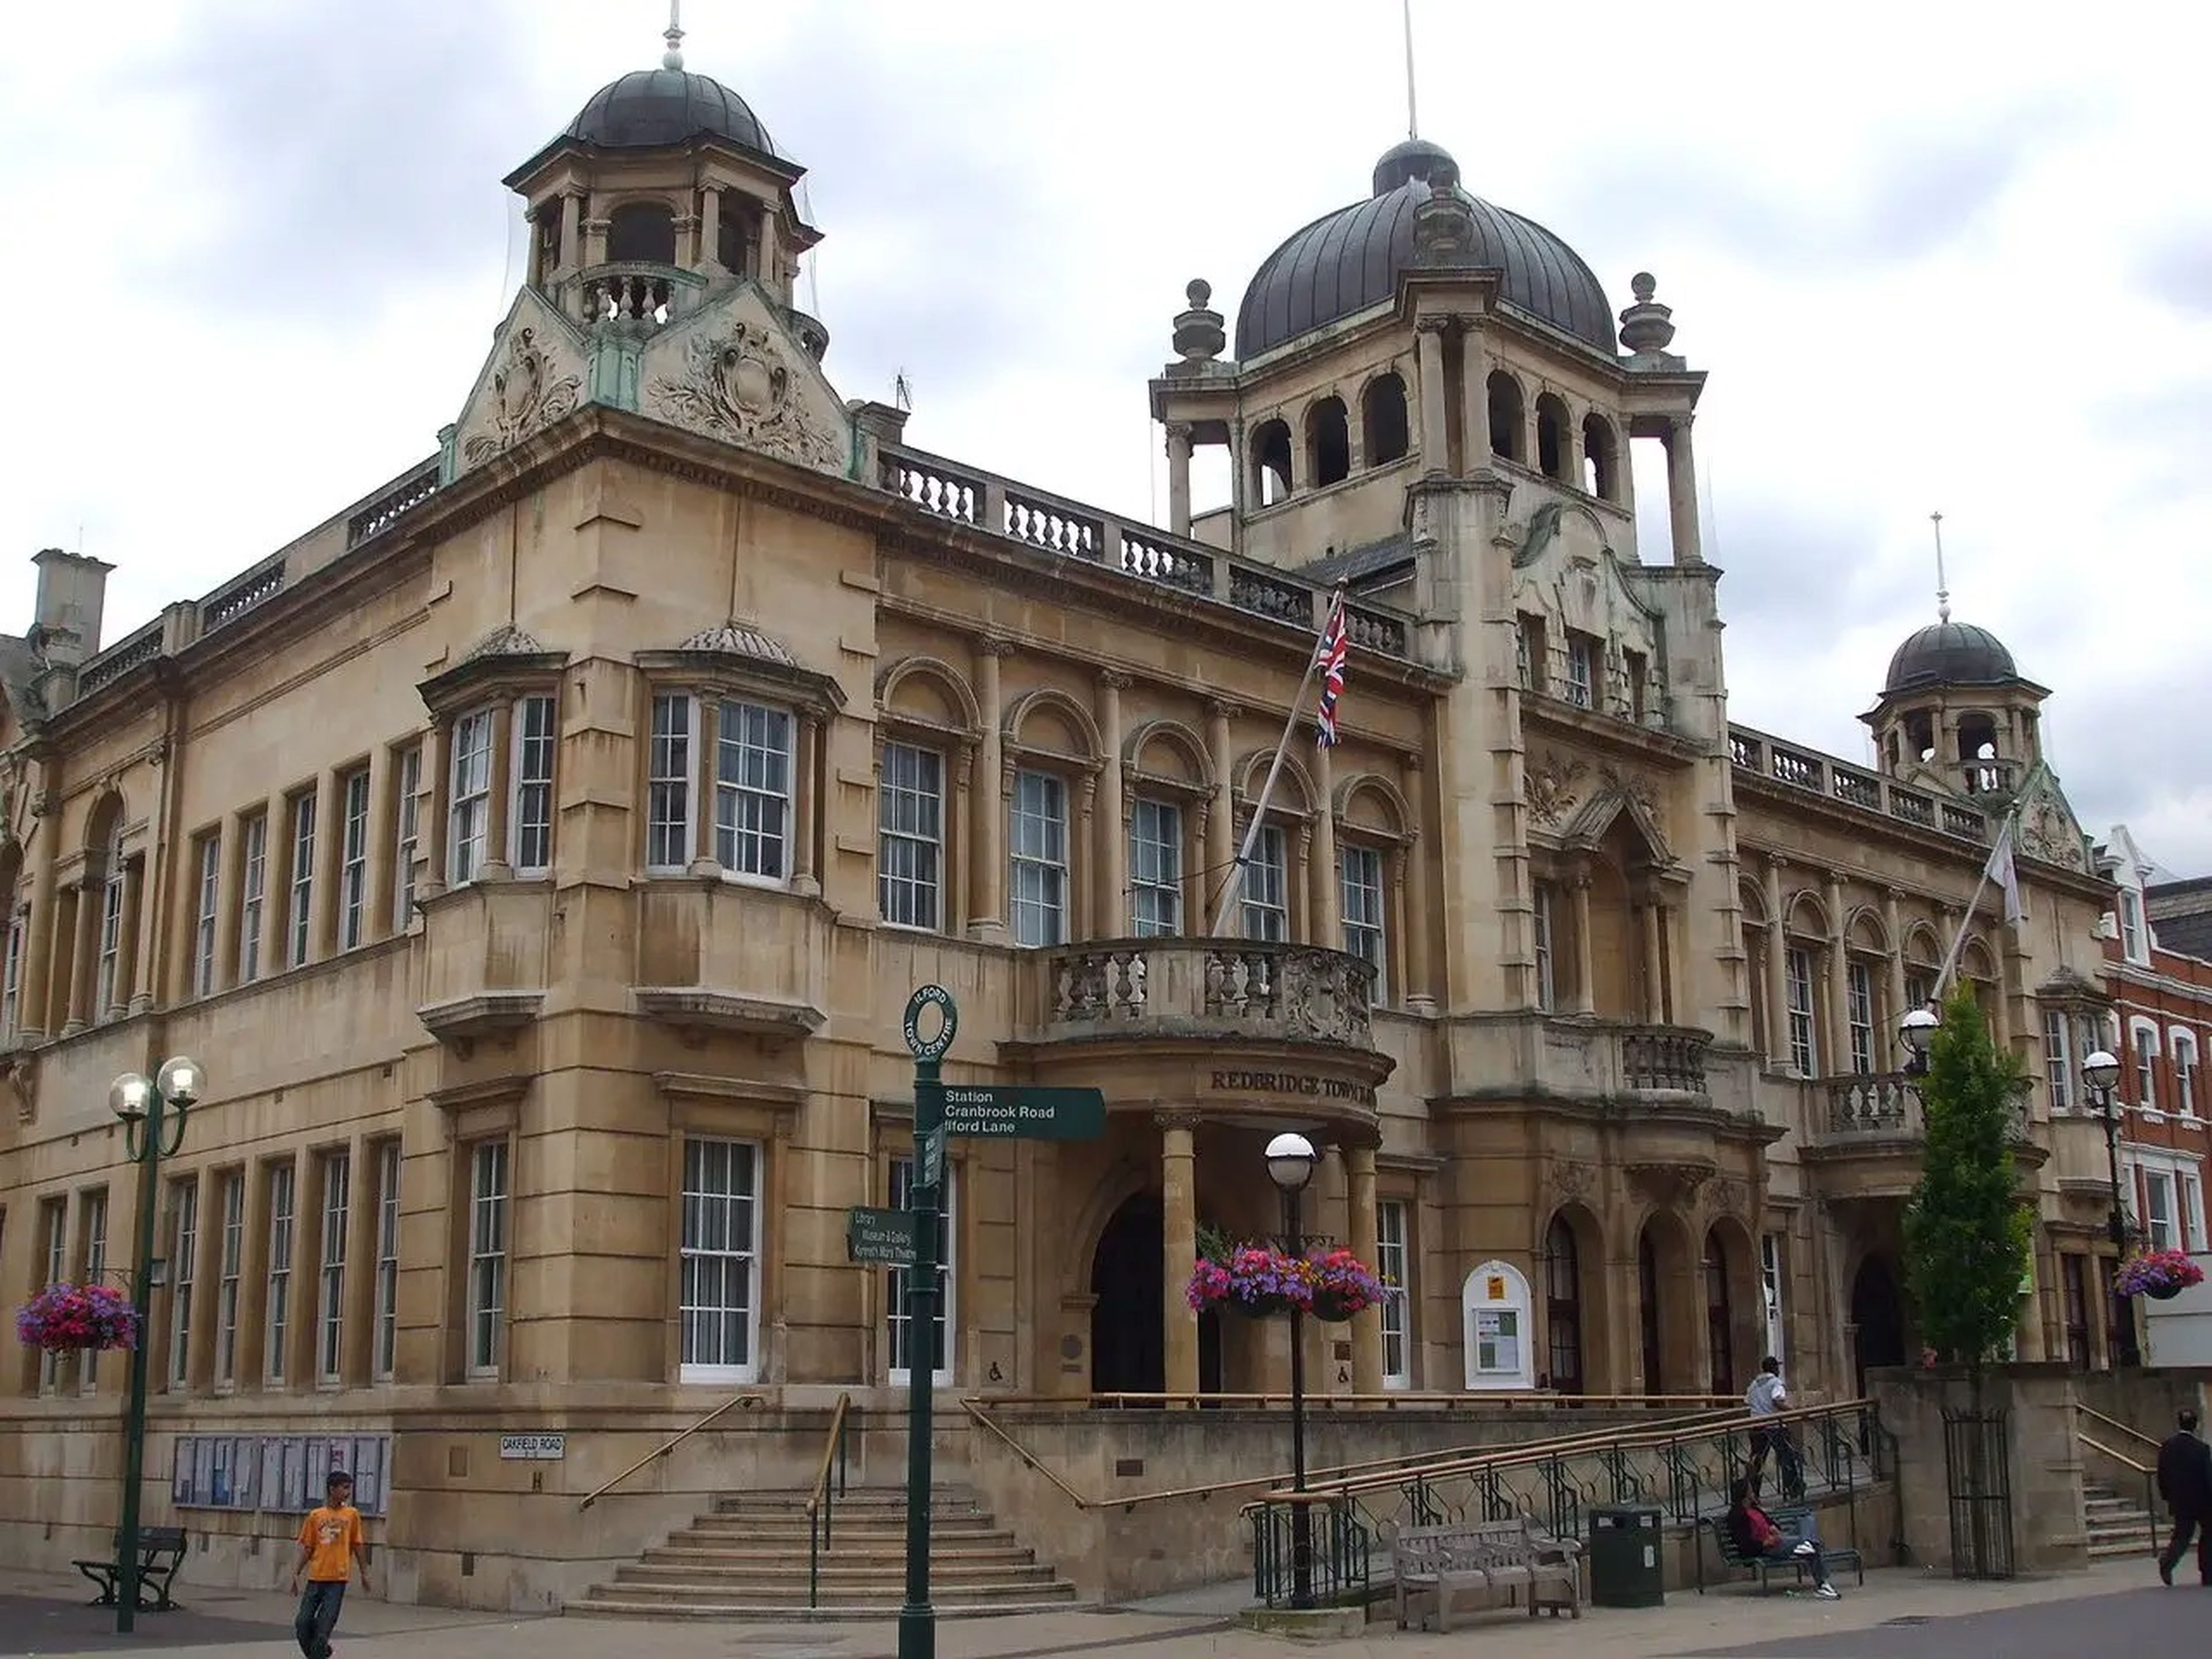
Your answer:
[171,1433,393,1517]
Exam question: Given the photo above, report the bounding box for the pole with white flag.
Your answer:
[1930,762,2041,1001]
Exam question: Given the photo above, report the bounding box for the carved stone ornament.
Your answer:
[1708,1176,1749,1221]
[1527,751,1589,827]
[1547,1159,1597,1210]
[2018,786,2087,872]
[463,326,582,466]
[1627,1159,1714,1207]
[646,320,843,471]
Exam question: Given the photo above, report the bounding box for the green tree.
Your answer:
[1902,984,2035,1395]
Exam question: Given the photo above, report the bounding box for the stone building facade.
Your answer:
[0,43,2123,1605]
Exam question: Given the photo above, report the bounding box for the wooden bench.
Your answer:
[1703,1508,1863,1594]
[74,1525,187,1611]
[1391,1516,1584,1631]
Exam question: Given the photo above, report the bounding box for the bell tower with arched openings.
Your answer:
[1861,613,2049,800]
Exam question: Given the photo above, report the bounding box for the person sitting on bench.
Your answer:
[1725,1476,1839,1600]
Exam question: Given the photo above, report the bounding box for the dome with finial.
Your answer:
[1234,139,1616,361]
[1882,622,2019,695]
[556,12,778,160]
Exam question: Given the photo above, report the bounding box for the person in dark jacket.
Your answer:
[1725,1476,1838,1599]
[2157,1407,2212,1586]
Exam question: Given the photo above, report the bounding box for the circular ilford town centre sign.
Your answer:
[903,984,959,1060]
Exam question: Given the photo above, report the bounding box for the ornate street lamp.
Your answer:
[108,1055,204,1633]
[1264,1131,1319,1611]
[2082,1049,2138,1366]
[1898,1005,1941,1079]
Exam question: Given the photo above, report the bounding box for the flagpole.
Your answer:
[1206,589,1345,938]
[1929,760,2044,999]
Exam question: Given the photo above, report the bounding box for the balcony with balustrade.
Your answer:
[1728,725,1993,846]
[1801,1070,2043,1199]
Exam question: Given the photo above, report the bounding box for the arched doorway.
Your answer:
[1638,1229,1664,1395]
[1850,1254,1908,1397]
[1090,1194,1164,1399]
[1543,1215,1585,1395]
[1705,1231,1737,1397]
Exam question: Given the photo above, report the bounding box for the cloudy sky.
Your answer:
[2,1,2205,874]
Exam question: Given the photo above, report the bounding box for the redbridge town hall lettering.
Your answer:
[1206,1070,1378,1107]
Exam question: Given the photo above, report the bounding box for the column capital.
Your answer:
[1332,1124,1384,1154]
[1154,1108,1203,1134]
[1099,669,1135,692]
[1163,421,1194,449]
[976,638,1020,659]
[1207,698,1243,722]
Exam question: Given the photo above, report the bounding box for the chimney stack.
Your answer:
[31,547,113,668]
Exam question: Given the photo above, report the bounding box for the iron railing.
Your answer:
[1941,1407,2015,1580]
[1251,1493,1374,1609]
[805,1392,854,1610]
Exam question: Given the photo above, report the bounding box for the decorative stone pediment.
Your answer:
[1553,763,1677,869]
[638,283,853,477]
[2015,767,2089,873]
[450,287,587,477]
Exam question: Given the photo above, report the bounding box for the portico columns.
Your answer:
[1206,701,1237,918]
[1165,425,1194,537]
[1415,319,1451,475]
[971,641,1011,942]
[1344,1138,1384,1394]
[1665,415,1705,566]
[1096,673,1128,936]
[1763,855,1790,1071]
[1158,1111,1200,1401]
[1569,870,1596,1016]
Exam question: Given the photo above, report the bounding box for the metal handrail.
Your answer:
[2078,1429,2163,1557]
[576,1392,766,1511]
[2075,1402,2163,1452]
[805,1393,854,1609]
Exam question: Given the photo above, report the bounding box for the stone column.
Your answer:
[422,723,453,900]
[1206,701,1237,930]
[1640,893,1665,1022]
[1309,741,1339,953]
[699,188,722,272]
[260,793,288,974]
[1346,1139,1384,1394]
[1763,855,1790,1071]
[482,708,514,881]
[1158,1112,1201,1402]
[792,713,821,896]
[1164,425,1194,537]
[1666,415,1705,566]
[1095,674,1128,935]
[1825,871,1851,1070]
[1460,351,1492,467]
[1403,831,1435,1015]
[62,877,99,1032]
[1883,888,1909,1021]
[114,857,145,1016]
[559,193,581,272]
[1570,869,1596,1016]
[20,794,61,1042]
[970,643,1010,942]
[1415,319,1450,475]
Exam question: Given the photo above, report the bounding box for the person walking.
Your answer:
[291,1469,372,1658]
[2157,1407,2212,1586]
[1744,1355,1804,1501]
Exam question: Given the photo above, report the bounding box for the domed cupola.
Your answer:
[1882,621,2017,695]
[1233,139,1617,362]
[561,67,779,158]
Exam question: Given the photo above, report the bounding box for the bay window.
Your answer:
[509,695,556,875]
[447,711,493,885]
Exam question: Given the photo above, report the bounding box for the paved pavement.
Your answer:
[0,1557,2190,1658]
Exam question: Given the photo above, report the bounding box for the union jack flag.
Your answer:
[1313,590,1349,748]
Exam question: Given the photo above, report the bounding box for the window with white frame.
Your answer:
[285,793,316,969]
[2175,1033,2199,1118]
[878,742,943,930]
[2044,1007,2074,1112]
[509,695,556,874]
[1241,823,1290,942]
[95,829,126,1016]
[679,1137,762,1381]
[646,693,695,872]
[392,744,422,931]
[1340,845,1387,999]
[466,1140,509,1377]
[1129,798,1184,937]
[264,1163,295,1384]
[317,1152,349,1384]
[2120,888,2147,963]
[1377,1199,1412,1388]
[79,1189,108,1391]
[2145,1168,2177,1251]
[1760,1233,1786,1366]
[338,769,371,949]
[371,1142,401,1381]
[38,1199,65,1392]
[192,834,221,995]
[1565,632,1597,709]
[168,1178,198,1391]
[214,1173,243,1387]
[887,1157,954,1386]
[1009,770,1068,948]
[1846,960,1875,1074]
[448,710,493,886]
[2,903,27,1040]
[713,700,793,879]
[1785,948,1819,1074]
[2183,1170,2207,1252]
[2134,1022,2161,1109]
[1532,884,1556,1012]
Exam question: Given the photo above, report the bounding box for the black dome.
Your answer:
[563,69,777,157]
[1883,622,2018,694]
[1234,141,1616,360]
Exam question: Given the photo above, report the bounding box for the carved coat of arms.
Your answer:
[646,321,843,471]
[463,326,582,465]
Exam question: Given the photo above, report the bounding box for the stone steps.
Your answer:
[2084,1483,2159,1558]
[568,1484,1080,1621]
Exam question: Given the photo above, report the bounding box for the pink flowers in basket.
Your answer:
[1184,1242,1385,1323]
[2117,1249,2205,1301]
[14,1283,138,1353]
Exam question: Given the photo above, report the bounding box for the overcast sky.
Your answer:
[1,1,2204,876]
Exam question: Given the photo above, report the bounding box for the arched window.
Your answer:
[1544,1215,1584,1395]
[1305,397,1350,488]
[94,823,128,1019]
[607,201,677,264]
[1487,372,1525,463]
[1581,413,1621,501]
[1534,393,1571,482]
[1361,374,1410,465]
[1249,419,1293,506]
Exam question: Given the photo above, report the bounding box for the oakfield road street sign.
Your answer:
[941,1085,1107,1140]
[847,1206,918,1268]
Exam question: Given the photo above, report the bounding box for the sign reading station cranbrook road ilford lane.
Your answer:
[848,1205,919,1267]
[941,1085,1107,1141]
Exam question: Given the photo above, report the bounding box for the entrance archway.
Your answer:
[1850,1254,1908,1397]
[1091,1192,1173,1399]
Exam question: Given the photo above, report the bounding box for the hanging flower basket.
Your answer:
[14,1282,138,1353]
[2118,1249,2205,1302]
[1184,1242,1385,1323]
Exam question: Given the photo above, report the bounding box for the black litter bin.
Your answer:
[1587,1503,1666,1607]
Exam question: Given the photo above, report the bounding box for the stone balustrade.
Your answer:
[1729,725,1993,846]
[1031,938,1378,1049]
[878,444,1414,660]
[1620,1025,1711,1093]
[1812,1071,2033,1143]
[577,262,707,329]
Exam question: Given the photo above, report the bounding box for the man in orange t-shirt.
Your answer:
[291,1470,371,1659]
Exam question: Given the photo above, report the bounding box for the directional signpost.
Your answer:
[894,986,1106,1659]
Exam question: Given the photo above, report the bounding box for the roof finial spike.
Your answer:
[1401,0,1420,140]
[1930,509,1951,624]
[662,0,685,70]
